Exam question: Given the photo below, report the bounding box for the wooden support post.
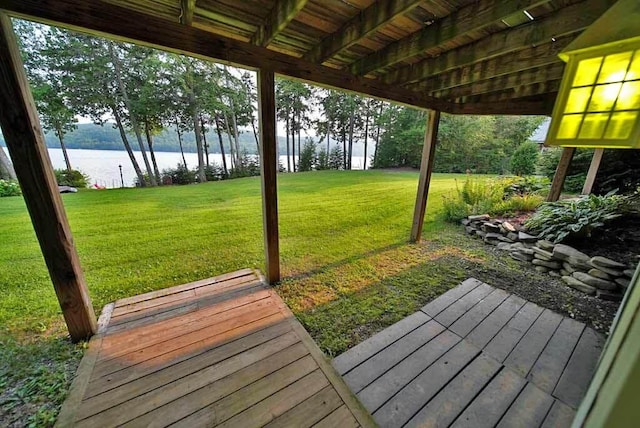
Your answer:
[410,110,440,243]
[547,147,576,202]
[0,14,96,341]
[582,148,604,195]
[257,69,280,283]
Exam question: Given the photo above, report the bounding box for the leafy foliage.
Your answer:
[510,142,539,176]
[54,169,89,188]
[162,163,197,185]
[0,179,22,197]
[298,141,317,172]
[524,192,637,243]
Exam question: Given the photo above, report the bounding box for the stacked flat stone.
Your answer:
[460,215,637,301]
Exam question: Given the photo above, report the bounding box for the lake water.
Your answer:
[2,147,368,188]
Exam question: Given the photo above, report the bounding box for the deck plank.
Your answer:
[450,288,509,337]
[421,278,482,317]
[483,301,544,363]
[58,269,371,428]
[541,400,576,428]
[313,405,359,428]
[357,330,461,413]
[333,311,430,375]
[343,319,444,392]
[372,340,480,427]
[404,353,501,428]
[497,382,554,428]
[451,368,527,428]
[465,294,527,349]
[433,282,494,326]
[553,327,605,409]
[503,309,563,378]
[528,317,585,394]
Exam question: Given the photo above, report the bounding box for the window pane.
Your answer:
[579,113,609,139]
[604,112,637,139]
[588,83,622,111]
[615,81,640,110]
[573,57,602,87]
[557,114,583,139]
[626,50,640,80]
[598,52,633,83]
[565,87,592,113]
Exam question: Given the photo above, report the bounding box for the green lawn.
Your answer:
[0,170,471,336]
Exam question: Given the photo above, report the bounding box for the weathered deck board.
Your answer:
[334,278,603,428]
[57,269,373,427]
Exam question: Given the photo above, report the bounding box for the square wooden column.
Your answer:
[410,109,440,243]
[547,147,576,202]
[582,148,604,195]
[0,14,96,341]
[257,69,280,283]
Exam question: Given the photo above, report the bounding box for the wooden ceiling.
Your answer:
[0,0,617,115]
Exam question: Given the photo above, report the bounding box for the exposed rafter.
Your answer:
[251,0,309,47]
[432,63,564,99]
[303,0,422,63]
[0,0,450,112]
[411,37,570,93]
[180,0,195,26]
[384,0,615,86]
[460,82,560,104]
[450,95,556,115]
[350,0,549,76]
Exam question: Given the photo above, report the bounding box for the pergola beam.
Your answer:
[351,0,548,76]
[449,98,554,115]
[384,0,615,86]
[0,0,450,112]
[304,0,422,63]
[411,38,570,93]
[0,13,97,341]
[257,69,280,284]
[432,63,565,99]
[251,0,309,47]
[180,0,195,26]
[410,110,440,243]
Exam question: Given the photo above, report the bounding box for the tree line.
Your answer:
[2,19,546,187]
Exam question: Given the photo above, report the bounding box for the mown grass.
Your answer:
[1,170,495,426]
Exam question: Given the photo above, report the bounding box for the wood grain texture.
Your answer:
[547,147,576,202]
[251,0,309,47]
[410,109,440,243]
[258,70,281,283]
[0,13,96,341]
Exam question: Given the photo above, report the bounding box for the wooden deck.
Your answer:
[333,278,605,428]
[56,269,374,428]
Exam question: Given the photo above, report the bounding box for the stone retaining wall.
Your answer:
[462,214,636,301]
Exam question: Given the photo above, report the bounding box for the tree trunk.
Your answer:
[214,114,229,177]
[109,42,156,186]
[342,129,347,170]
[251,116,260,154]
[291,116,296,172]
[285,116,291,172]
[373,103,383,167]
[231,110,241,167]
[144,120,161,183]
[0,145,16,180]
[297,110,301,167]
[223,110,236,170]
[55,125,72,172]
[190,95,206,183]
[201,116,210,166]
[326,119,331,156]
[175,115,187,168]
[112,104,145,186]
[363,108,370,170]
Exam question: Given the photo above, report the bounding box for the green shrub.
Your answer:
[510,142,539,176]
[54,169,89,188]
[298,141,317,172]
[503,175,550,197]
[162,164,196,185]
[491,194,544,216]
[524,192,636,243]
[0,179,21,197]
[204,164,225,181]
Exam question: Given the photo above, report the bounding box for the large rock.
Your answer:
[560,269,570,276]
[511,252,534,263]
[496,242,513,251]
[535,266,550,273]
[588,262,624,277]
[624,269,635,278]
[521,248,535,256]
[572,272,618,290]
[596,290,623,302]
[482,222,501,233]
[518,231,538,243]
[532,259,561,270]
[461,219,471,226]
[507,232,519,242]
[590,256,626,270]
[616,277,631,289]
[562,262,577,274]
[484,232,502,241]
[498,236,514,243]
[562,276,596,295]
[553,245,592,270]
[532,247,553,260]
[465,226,476,235]
[468,214,490,221]
[536,240,556,252]
[502,221,516,233]
[588,268,612,281]
[548,270,561,278]
[475,230,487,239]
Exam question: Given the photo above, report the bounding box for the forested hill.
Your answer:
[0,122,281,154]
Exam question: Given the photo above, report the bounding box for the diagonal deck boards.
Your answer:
[335,278,605,428]
[56,269,374,428]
